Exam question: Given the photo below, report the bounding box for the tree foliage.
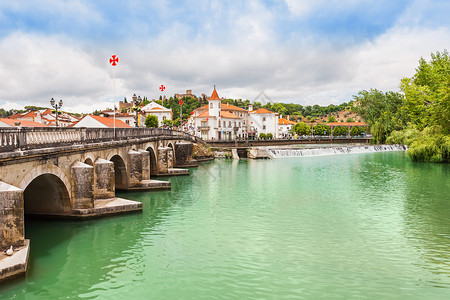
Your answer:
[332,126,348,136]
[312,124,331,136]
[291,122,312,135]
[353,89,405,143]
[356,50,449,162]
[144,115,158,128]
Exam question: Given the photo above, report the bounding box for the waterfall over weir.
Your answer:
[268,145,407,158]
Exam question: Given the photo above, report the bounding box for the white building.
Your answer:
[187,88,279,140]
[249,108,280,139]
[141,101,173,127]
[100,110,135,127]
[278,117,297,138]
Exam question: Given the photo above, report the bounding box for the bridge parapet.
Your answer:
[0,127,202,153]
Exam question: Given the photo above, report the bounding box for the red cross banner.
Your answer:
[179,100,183,106]
[109,55,119,66]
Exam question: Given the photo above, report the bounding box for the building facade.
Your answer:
[187,88,279,140]
[141,101,173,127]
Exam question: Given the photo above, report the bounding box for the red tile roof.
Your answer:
[7,113,22,119]
[220,111,241,119]
[222,103,247,112]
[196,111,214,118]
[209,89,220,100]
[194,103,247,113]
[279,118,296,125]
[88,115,132,128]
[41,109,52,115]
[251,108,276,114]
[0,118,48,127]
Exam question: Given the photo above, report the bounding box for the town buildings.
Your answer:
[141,101,173,127]
[0,118,48,127]
[187,88,280,140]
[7,109,80,127]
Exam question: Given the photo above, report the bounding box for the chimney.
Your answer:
[248,104,253,111]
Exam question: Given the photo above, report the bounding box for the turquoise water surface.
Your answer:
[1,151,450,299]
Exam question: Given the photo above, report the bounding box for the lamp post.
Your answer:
[132,94,141,127]
[50,98,63,127]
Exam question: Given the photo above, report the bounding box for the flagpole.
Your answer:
[113,66,116,139]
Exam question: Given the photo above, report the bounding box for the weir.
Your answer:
[268,144,407,158]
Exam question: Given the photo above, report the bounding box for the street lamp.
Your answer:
[50,98,63,127]
[132,94,141,127]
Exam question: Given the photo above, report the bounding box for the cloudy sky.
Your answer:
[0,0,449,113]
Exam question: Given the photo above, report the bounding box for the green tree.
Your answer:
[162,119,173,128]
[400,50,450,133]
[332,126,348,136]
[353,89,406,142]
[145,115,158,128]
[313,124,331,136]
[292,122,312,135]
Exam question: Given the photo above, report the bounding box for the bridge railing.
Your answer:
[0,127,200,152]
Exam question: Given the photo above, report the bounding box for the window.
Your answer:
[263,125,266,129]
[218,120,221,127]
[262,117,266,121]
[223,121,226,127]
[163,116,166,120]
[229,121,231,127]
[210,103,213,108]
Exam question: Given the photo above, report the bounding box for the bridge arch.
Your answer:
[146,145,158,176]
[110,154,128,189]
[167,142,175,158]
[84,157,94,166]
[20,164,72,214]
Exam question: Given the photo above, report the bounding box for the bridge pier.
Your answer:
[158,146,189,176]
[138,149,150,180]
[94,159,115,199]
[71,162,94,209]
[0,181,24,250]
[128,150,143,188]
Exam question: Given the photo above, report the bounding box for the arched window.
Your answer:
[210,103,213,108]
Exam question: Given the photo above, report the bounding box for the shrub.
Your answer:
[266,133,273,139]
[259,133,266,139]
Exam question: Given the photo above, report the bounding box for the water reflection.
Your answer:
[2,153,450,299]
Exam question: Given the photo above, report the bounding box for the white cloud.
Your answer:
[0,0,449,113]
[0,33,116,112]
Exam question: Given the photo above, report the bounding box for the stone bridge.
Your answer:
[0,127,202,274]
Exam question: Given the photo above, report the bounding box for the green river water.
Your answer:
[1,151,450,299]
